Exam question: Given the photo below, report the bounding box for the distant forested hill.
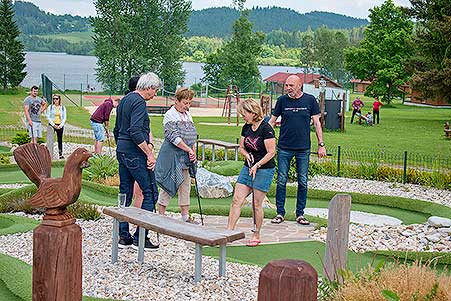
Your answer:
[13,1,90,35]
[13,2,366,37]
[188,7,368,37]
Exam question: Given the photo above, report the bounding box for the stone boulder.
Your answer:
[427,216,451,228]
[195,168,233,198]
[244,194,276,209]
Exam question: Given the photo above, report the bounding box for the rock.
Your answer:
[196,168,233,198]
[400,230,415,237]
[426,233,442,243]
[427,216,451,228]
[244,194,276,209]
[438,228,451,235]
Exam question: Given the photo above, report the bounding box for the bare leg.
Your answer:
[94,141,103,154]
[251,189,266,241]
[158,203,166,215]
[180,205,189,216]
[133,182,143,208]
[227,183,251,230]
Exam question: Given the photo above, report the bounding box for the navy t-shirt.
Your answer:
[272,93,320,151]
[241,121,276,169]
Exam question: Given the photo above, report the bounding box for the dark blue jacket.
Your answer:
[113,92,150,154]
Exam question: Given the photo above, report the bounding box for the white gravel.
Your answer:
[0,214,260,301]
[304,208,402,226]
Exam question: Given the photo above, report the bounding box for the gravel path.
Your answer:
[0,214,259,301]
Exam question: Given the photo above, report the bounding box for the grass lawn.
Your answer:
[0,214,38,235]
[203,240,450,276]
[35,31,93,43]
[2,92,451,157]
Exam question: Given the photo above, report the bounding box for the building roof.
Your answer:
[263,72,343,88]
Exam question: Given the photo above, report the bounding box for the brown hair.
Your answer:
[238,98,264,122]
[52,94,61,105]
[175,87,195,102]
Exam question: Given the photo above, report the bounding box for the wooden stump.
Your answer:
[258,260,317,301]
[33,220,82,301]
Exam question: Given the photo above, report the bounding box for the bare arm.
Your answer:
[40,100,48,113]
[268,115,277,128]
[24,105,32,126]
[312,114,326,158]
[249,137,276,178]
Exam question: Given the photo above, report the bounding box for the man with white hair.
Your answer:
[113,72,161,250]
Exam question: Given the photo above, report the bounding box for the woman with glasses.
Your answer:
[46,94,67,159]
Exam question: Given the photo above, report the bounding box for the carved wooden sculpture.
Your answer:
[13,143,91,301]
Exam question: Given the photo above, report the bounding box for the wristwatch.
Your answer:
[318,142,325,147]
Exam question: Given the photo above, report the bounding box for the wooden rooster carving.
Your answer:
[13,143,91,221]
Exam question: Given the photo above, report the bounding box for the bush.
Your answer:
[83,155,118,182]
[202,160,243,176]
[0,153,10,165]
[11,132,45,145]
[334,261,451,301]
[67,202,101,221]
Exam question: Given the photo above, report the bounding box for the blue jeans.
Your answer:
[117,152,156,241]
[275,148,310,217]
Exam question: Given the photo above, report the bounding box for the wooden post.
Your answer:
[258,260,317,301]
[319,91,325,129]
[33,220,82,301]
[46,125,54,160]
[323,194,351,284]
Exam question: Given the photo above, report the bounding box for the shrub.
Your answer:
[202,160,242,176]
[83,155,118,182]
[67,202,101,221]
[334,261,451,301]
[0,153,10,165]
[11,132,45,145]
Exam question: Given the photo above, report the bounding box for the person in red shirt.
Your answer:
[351,97,364,124]
[90,97,119,154]
[372,96,383,124]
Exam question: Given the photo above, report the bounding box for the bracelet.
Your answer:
[256,162,261,168]
[148,142,154,149]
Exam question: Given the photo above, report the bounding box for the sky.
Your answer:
[24,0,411,19]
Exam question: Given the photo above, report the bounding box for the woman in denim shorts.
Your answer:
[227,98,276,247]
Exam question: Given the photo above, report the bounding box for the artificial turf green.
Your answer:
[0,214,38,236]
[203,241,451,276]
[0,253,124,301]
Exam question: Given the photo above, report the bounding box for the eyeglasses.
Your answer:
[53,98,59,100]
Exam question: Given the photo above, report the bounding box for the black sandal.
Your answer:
[296,216,310,225]
[271,215,284,224]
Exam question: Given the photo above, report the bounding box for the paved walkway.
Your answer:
[199,215,315,246]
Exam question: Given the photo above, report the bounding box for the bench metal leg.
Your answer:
[235,147,238,161]
[137,227,145,263]
[212,145,215,161]
[224,147,228,160]
[219,244,226,277]
[194,243,202,283]
[202,144,205,161]
[112,218,119,263]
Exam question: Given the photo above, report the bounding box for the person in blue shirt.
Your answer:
[268,75,327,225]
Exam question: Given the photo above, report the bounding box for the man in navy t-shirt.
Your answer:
[268,75,327,225]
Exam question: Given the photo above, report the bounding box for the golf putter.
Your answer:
[248,153,257,233]
[189,161,204,226]
[104,125,112,156]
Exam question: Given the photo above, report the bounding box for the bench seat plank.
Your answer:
[103,207,244,246]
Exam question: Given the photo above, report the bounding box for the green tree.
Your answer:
[0,0,26,91]
[202,9,265,92]
[92,0,191,93]
[404,0,451,103]
[345,0,413,103]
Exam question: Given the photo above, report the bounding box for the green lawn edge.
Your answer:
[0,253,123,301]
[0,214,38,236]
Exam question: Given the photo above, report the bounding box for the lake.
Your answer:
[21,52,305,91]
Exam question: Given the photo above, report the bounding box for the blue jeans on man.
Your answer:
[275,148,310,217]
[117,152,155,241]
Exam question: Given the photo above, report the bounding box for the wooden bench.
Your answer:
[197,139,240,161]
[146,105,170,115]
[103,207,245,283]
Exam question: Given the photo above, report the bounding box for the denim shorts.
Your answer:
[237,166,275,193]
[91,120,104,141]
